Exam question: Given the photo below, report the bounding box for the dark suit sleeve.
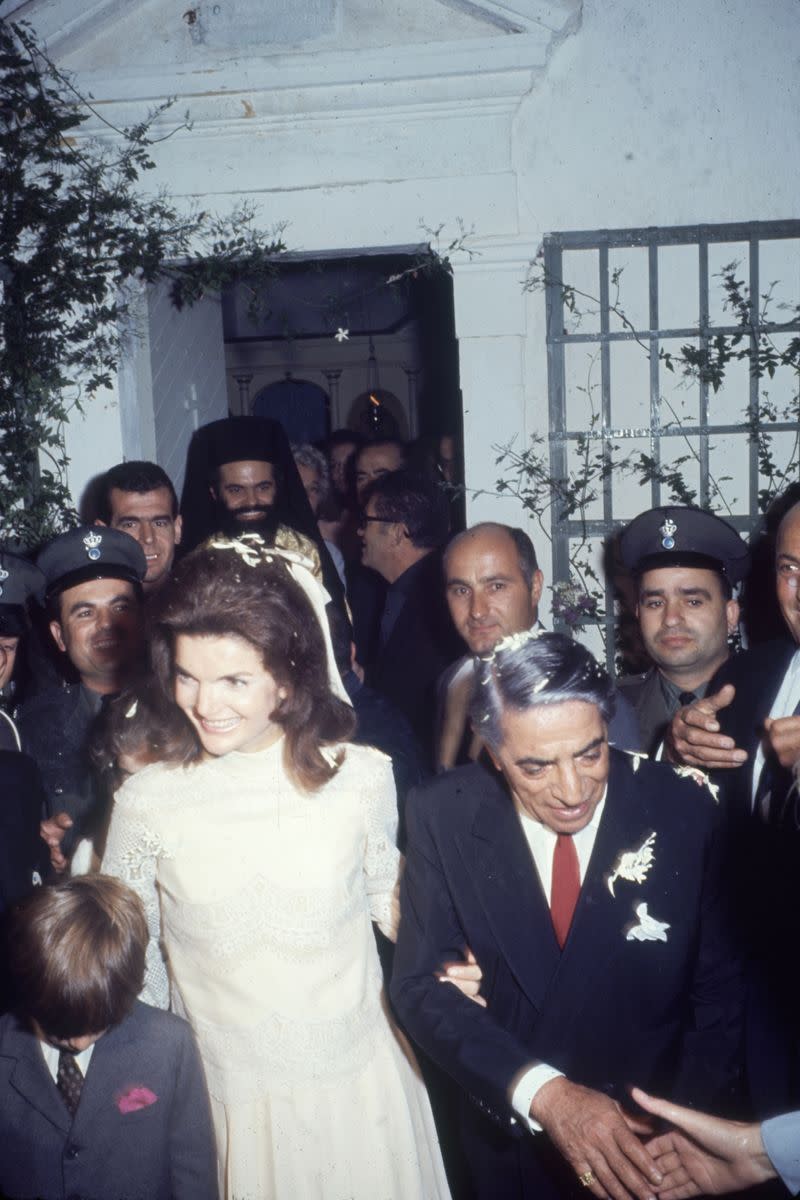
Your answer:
[167,1022,219,1200]
[17,689,102,856]
[672,804,745,1110]
[391,788,539,1119]
[0,753,49,914]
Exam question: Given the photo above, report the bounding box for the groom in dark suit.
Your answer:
[391,631,743,1200]
[360,469,463,762]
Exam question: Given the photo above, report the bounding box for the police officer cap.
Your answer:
[37,526,147,604]
[620,505,750,586]
[0,550,45,636]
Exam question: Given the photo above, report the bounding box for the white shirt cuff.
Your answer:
[511,1063,565,1133]
[762,1114,800,1195]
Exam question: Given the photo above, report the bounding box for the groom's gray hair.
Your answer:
[470,630,615,750]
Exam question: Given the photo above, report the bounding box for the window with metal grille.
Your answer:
[539,219,800,670]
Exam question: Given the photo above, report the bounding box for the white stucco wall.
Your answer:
[24,0,797,587]
[146,282,229,498]
[517,0,799,233]
[511,0,799,630]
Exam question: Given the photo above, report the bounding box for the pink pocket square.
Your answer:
[116,1085,158,1114]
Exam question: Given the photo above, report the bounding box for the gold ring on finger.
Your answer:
[578,1170,596,1188]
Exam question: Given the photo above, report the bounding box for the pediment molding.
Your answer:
[3,0,580,117]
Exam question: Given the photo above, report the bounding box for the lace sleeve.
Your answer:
[102,782,170,1010]
[361,751,403,942]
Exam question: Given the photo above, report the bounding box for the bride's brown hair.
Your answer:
[149,542,356,791]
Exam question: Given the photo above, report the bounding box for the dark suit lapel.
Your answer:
[62,684,87,746]
[4,1025,72,1135]
[457,772,560,1012]
[536,754,647,1042]
[725,639,796,756]
[751,642,796,741]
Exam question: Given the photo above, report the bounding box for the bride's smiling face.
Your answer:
[174,632,287,756]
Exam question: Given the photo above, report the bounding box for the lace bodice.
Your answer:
[102,740,401,1097]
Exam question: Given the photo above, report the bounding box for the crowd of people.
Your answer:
[0,413,799,1200]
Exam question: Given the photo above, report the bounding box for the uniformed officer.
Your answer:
[0,550,45,752]
[617,505,750,755]
[17,526,146,866]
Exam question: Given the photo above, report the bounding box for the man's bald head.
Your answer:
[444,523,543,655]
[445,523,538,583]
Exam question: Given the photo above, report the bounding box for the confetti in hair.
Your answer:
[483,627,543,662]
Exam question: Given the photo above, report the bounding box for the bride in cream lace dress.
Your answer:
[103,537,450,1200]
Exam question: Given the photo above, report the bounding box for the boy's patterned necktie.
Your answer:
[56,1050,84,1117]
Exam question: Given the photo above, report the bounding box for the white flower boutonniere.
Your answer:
[673,764,720,804]
[626,902,670,943]
[607,831,656,897]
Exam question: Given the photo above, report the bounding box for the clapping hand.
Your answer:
[762,714,800,770]
[40,811,73,874]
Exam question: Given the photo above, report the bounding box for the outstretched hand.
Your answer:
[40,811,73,874]
[665,685,747,770]
[532,1077,661,1200]
[632,1088,773,1199]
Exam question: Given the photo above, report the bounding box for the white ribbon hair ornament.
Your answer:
[206,534,351,706]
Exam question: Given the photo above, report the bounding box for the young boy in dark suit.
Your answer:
[0,874,219,1200]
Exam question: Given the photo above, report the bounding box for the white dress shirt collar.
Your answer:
[515,785,608,903]
[39,1037,96,1083]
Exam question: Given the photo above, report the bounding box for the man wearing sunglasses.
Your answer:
[359,470,463,764]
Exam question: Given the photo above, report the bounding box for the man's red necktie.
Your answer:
[551,833,580,948]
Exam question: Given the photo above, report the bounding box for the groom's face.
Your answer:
[489,699,608,835]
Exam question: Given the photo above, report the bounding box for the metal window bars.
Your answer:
[543,220,800,670]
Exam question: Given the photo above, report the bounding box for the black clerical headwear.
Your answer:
[178,416,346,610]
[179,417,320,552]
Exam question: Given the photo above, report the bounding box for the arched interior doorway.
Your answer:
[222,248,461,451]
[252,378,330,445]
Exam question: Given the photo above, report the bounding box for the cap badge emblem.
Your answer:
[83,531,103,562]
[0,565,7,597]
[659,517,677,550]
